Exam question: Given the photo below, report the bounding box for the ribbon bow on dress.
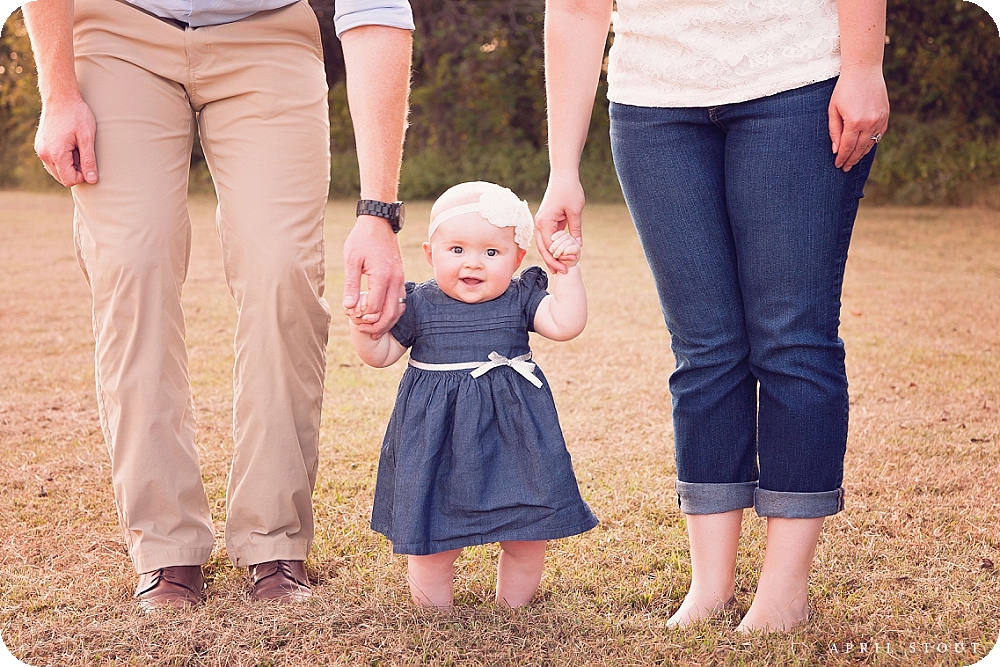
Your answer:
[469,351,543,388]
[408,351,544,388]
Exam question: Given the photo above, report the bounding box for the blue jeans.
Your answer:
[609,78,875,519]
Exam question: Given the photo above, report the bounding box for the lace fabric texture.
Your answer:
[608,0,842,108]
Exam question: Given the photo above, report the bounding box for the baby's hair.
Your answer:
[429,181,495,227]
[429,181,534,250]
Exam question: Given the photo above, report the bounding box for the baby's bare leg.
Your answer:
[496,540,547,607]
[408,549,462,608]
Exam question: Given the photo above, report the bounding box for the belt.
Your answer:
[113,0,196,29]
[408,351,543,389]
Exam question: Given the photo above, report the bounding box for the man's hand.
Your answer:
[23,0,99,188]
[35,95,98,187]
[342,215,406,338]
[534,173,585,274]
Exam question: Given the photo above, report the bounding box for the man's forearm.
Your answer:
[341,25,412,202]
[22,0,82,105]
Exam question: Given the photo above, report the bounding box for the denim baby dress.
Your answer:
[371,266,599,555]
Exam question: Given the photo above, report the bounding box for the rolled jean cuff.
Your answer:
[675,480,757,515]
[754,487,845,518]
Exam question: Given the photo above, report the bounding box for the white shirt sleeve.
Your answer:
[334,0,414,37]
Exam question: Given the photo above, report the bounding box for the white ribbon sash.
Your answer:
[408,351,543,388]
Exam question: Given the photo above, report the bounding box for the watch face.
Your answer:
[394,202,405,229]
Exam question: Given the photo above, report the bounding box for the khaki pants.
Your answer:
[71,0,332,573]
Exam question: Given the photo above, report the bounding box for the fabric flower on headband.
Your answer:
[428,183,534,250]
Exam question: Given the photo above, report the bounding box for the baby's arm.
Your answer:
[349,321,407,367]
[347,293,408,367]
[532,231,587,341]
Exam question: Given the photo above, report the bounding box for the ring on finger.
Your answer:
[870,132,882,144]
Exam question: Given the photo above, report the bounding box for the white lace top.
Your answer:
[607,0,842,108]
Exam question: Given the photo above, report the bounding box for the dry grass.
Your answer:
[0,191,998,666]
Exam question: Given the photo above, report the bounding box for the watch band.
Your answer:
[357,199,404,233]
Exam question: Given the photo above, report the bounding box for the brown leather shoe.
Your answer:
[249,560,311,603]
[135,566,205,612]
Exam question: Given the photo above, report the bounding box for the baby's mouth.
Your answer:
[460,277,484,286]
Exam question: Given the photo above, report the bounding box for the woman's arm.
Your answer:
[22,0,99,187]
[829,0,890,172]
[533,232,587,341]
[534,0,613,273]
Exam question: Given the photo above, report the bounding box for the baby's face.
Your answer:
[423,214,526,304]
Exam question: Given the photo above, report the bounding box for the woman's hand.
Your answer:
[828,66,890,173]
[535,173,585,274]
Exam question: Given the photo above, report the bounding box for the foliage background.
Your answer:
[2,0,999,204]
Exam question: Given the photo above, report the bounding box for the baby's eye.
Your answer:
[485,249,498,257]
[450,246,464,254]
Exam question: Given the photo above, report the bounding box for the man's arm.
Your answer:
[340,26,412,338]
[22,0,99,187]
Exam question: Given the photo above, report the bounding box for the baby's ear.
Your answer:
[423,242,434,267]
[515,248,527,267]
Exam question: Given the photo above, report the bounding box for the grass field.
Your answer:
[0,191,998,666]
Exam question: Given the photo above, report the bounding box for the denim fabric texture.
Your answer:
[610,78,875,519]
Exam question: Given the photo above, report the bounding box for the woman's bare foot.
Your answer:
[666,592,736,627]
[735,592,809,632]
[735,516,823,633]
[666,510,743,628]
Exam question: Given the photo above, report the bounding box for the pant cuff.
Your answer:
[228,542,312,568]
[132,547,213,575]
[675,480,757,515]
[754,487,845,518]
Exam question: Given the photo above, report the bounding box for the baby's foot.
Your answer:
[665,592,736,628]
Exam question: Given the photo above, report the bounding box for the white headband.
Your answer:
[428,184,533,250]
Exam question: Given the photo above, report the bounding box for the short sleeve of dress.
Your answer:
[389,282,418,348]
[517,266,550,333]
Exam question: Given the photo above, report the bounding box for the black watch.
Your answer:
[356,199,405,233]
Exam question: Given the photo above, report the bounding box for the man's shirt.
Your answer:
[124,0,414,34]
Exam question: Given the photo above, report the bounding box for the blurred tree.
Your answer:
[0,12,49,188]
[884,0,999,123]
[314,0,588,198]
[311,0,548,149]
[868,1,1000,203]
[885,0,1000,124]
[3,1,1000,202]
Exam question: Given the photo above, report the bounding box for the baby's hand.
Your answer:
[345,291,379,326]
[548,230,581,268]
